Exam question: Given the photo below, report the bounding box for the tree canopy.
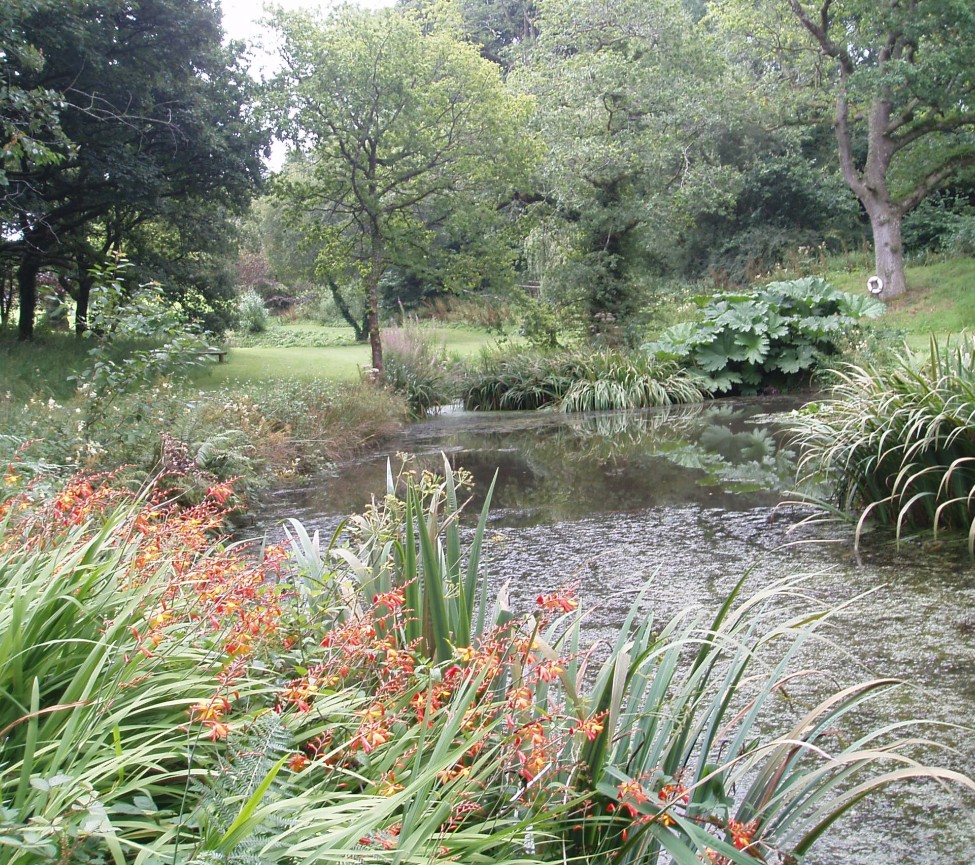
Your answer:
[270,4,535,373]
[1,0,267,338]
[710,0,975,296]
[513,0,743,337]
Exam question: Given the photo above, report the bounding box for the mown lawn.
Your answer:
[192,324,508,387]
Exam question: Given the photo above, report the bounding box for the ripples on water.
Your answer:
[252,397,975,865]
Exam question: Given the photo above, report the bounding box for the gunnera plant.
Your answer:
[647,277,885,394]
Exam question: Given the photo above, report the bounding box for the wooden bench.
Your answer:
[200,348,228,363]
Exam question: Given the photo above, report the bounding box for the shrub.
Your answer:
[792,340,975,549]
[647,277,885,394]
[237,289,270,333]
[418,294,514,331]
[0,379,408,509]
[461,349,708,412]
[947,214,975,256]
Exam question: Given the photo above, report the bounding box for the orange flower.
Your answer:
[509,686,533,711]
[205,720,231,741]
[189,696,230,723]
[571,712,606,742]
[728,818,759,851]
[534,659,564,682]
[287,753,310,772]
[536,590,578,613]
[206,482,234,504]
[377,772,404,796]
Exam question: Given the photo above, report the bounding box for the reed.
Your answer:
[462,349,707,412]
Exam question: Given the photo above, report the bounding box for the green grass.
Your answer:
[196,324,507,388]
[824,256,975,347]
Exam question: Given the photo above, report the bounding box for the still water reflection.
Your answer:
[255,397,975,865]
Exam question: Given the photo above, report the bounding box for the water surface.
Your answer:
[256,397,975,864]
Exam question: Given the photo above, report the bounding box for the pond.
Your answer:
[254,396,975,865]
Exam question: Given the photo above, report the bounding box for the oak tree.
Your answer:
[711,0,975,297]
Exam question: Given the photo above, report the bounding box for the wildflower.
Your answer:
[189,696,230,723]
[536,589,578,613]
[377,772,404,796]
[358,724,390,753]
[206,482,234,504]
[205,720,232,741]
[287,753,310,772]
[446,644,472,665]
[534,658,564,682]
[658,778,690,806]
[570,712,606,742]
[617,778,650,818]
[728,818,759,851]
[509,686,533,711]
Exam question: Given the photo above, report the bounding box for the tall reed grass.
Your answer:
[462,349,707,412]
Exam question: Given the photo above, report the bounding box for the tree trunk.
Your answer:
[75,270,93,335]
[367,270,383,378]
[326,275,367,342]
[365,225,385,378]
[867,206,907,298]
[16,254,41,341]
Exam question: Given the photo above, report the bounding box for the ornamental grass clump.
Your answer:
[792,340,975,548]
[462,349,707,412]
[382,322,458,417]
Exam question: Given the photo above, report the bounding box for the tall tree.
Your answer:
[710,0,975,297]
[516,0,741,336]
[270,5,534,375]
[1,0,69,215]
[2,0,266,339]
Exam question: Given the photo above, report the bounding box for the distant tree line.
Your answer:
[6,0,974,357]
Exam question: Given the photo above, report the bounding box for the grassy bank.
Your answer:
[823,256,975,345]
[197,323,507,387]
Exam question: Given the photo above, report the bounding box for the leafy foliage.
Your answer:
[269,4,534,373]
[1,469,970,863]
[462,349,708,412]
[68,259,213,439]
[792,340,975,550]
[708,0,975,297]
[648,277,884,393]
[3,0,266,339]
